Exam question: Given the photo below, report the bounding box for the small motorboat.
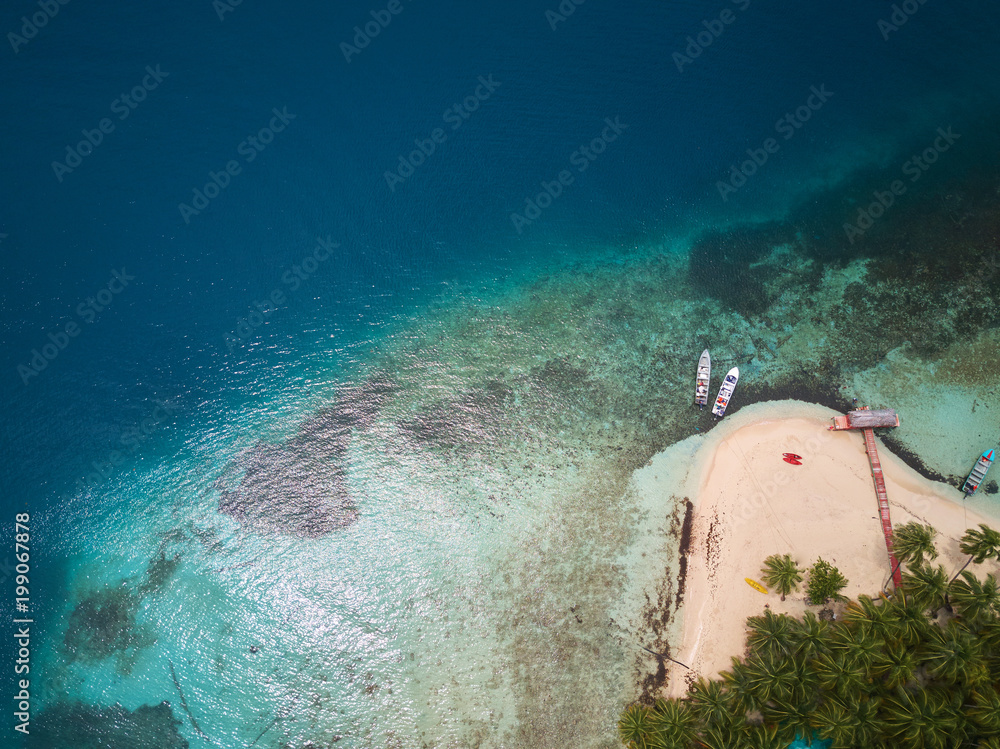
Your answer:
[783,456,802,465]
[711,367,739,418]
[961,448,995,496]
[783,453,802,460]
[694,349,711,408]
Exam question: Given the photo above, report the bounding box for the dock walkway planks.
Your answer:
[862,427,903,588]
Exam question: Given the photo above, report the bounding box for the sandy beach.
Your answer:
[632,401,998,699]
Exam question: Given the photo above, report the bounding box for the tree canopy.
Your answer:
[620,524,1000,749]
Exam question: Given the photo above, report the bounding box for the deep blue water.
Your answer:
[2,1,999,746]
[4,0,995,505]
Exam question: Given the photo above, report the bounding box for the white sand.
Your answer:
[630,400,998,699]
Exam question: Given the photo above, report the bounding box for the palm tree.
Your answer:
[921,623,985,686]
[872,643,918,690]
[790,610,830,660]
[890,522,938,581]
[965,688,1000,735]
[746,609,796,658]
[741,651,799,707]
[885,590,932,648]
[901,563,950,614]
[647,698,698,749]
[981,618,1000,654]
[810,695,855,749]
[697,722,739,749]
[880,687,960,749]
[844,594,899,641]
[812,652,869,699]
[686,678,733,730]
[848,695,887,748]
[949,572,1000,632]
[761,696,815,747]
[892,522,938,567]
[761,554,804,601]
[740,722,784,749]
[830,627,883,691]
[952,524,1000,582]
[618,703,656,749]
[720,657,760,714]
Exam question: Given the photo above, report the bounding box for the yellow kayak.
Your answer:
[745,578,768,594]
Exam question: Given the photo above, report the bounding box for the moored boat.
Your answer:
[961,448,995,496]
[694,349,711,408]
[711,366,739,418]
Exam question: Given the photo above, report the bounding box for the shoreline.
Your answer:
[628,399,998,700]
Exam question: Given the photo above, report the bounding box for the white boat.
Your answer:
[712,367,739,417]
[694,349,711,408]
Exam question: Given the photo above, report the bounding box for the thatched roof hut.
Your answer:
[846,409,899,428]
[829,408,900,431]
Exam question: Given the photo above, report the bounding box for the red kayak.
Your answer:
[783,456,802,465]
[783,453,802,460]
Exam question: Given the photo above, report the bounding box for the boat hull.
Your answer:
[694,349,711,407]
[711,367,739,417]
[962,449,995,495]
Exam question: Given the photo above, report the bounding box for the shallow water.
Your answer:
[5,2,1000,747]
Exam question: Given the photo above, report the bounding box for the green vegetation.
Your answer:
[620,524,1000,749]
[805,558,849,606]
[761,554,804,602]
[892,522,938,568]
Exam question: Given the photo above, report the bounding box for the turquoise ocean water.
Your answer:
[2,1,1000,746]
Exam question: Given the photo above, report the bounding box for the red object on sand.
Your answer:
[783,456,802,465]
[782,453,802,460]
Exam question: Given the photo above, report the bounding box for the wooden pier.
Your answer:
[829,408,903,588]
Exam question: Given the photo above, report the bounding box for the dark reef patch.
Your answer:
[217,374,397,536]
[532,356,594,396]
[687,224,785,315]
[397,376,515,450]
[27,701,188,749]
[137,552,180,596]
[637,497,694,703]
[735,369,847,417]
[527,356,611,422]
[218,438,357,537]
[64,585,149,664]
[674,498,694,614]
